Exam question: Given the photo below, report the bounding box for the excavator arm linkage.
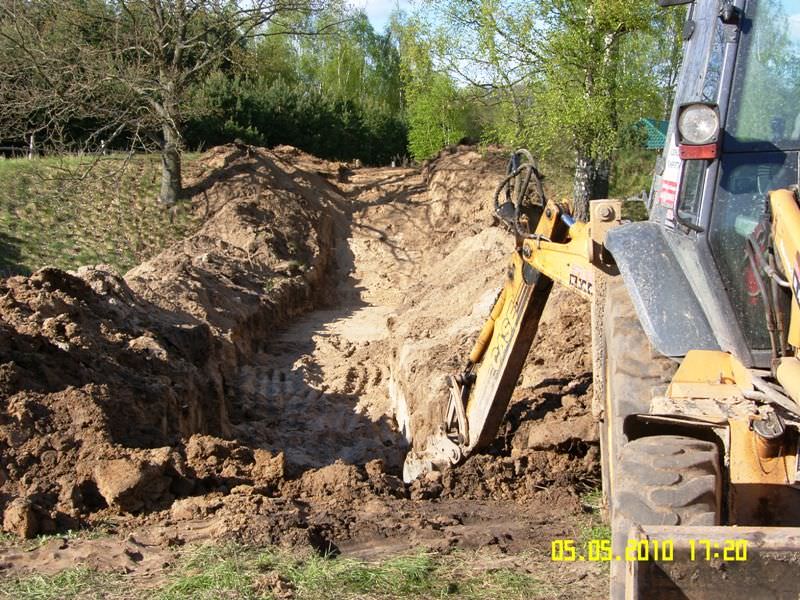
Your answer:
[403,197,621,482]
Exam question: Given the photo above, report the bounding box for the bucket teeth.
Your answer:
[403,372,472,482]
[402,429,463,483]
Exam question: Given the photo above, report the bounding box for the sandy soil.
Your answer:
[0,144,606,598]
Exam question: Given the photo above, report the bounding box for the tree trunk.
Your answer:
[572,153,611,222]
[159,122,182,207]
[573,151,593,223]
[594,157,610,200]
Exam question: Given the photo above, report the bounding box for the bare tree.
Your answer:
[0,0,326,206]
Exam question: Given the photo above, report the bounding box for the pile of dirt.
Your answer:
[0,143,598,554]
[0,145,345,536]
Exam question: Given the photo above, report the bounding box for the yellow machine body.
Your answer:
[405,189,800,597]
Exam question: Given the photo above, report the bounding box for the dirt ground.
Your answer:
[0,144,606,598]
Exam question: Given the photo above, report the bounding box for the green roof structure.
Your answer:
[637,118,669,150]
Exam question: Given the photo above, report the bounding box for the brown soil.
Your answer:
[0,144,604,597]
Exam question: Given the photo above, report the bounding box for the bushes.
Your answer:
[405,73,471,161]
[184,74,408,165]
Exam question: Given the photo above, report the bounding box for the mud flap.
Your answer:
[605,221,718,358]
[626,525,800,599]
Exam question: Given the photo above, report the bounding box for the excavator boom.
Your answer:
[403,161,621,481]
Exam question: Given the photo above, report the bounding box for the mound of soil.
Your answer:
[0,143,599,559]
[0,145,342,536]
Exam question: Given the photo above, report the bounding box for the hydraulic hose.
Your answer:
[492,149,550,240]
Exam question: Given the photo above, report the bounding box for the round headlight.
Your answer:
[678,104,719,145]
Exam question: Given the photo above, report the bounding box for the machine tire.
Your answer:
[600,279,676,500]
[609,435,721,599]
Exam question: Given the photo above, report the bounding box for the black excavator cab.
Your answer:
[610,0,800,368]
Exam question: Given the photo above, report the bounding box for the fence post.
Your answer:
[27,133,35,160]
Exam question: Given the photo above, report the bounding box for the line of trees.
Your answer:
[183,10,407,165]
[399,0,685,220]
[0,1,405,205]
[0,0,685,219]
[0,1,330,205]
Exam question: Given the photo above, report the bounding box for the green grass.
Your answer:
[158,544,551,600]
[572,488,612,570]
[1,528,113,552]
[0,153,202,277]
[0,567,126,600]
[579,488,611,543]
[1,544,553,600]
[273,552,436,598]
[156,544,260,600]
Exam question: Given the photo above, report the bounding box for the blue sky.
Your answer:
[355,0,411,31]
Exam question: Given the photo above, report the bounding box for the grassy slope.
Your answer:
[0,154,202,277]
[0,146,657,280]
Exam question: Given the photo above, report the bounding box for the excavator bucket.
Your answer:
[625,526,800,599]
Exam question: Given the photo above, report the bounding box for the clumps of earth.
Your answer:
[0,144,599,565]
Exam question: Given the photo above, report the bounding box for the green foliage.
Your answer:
[297,10,404,114]
[0,2,408,166]
[727,1,800,142]
[405,74,470,160]
[399,0,684,200]
[181,6,408,164]
[398,18,475,160]
[184,75,407,165]
[0,0,684,177]
[610,147,657,198]
[519,1,668,162]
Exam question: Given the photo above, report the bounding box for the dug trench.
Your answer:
[0,145,605,595]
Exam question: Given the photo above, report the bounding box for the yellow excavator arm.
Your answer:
[405,181,800,482]
[403,151,800,598]
[403,168,622,480]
